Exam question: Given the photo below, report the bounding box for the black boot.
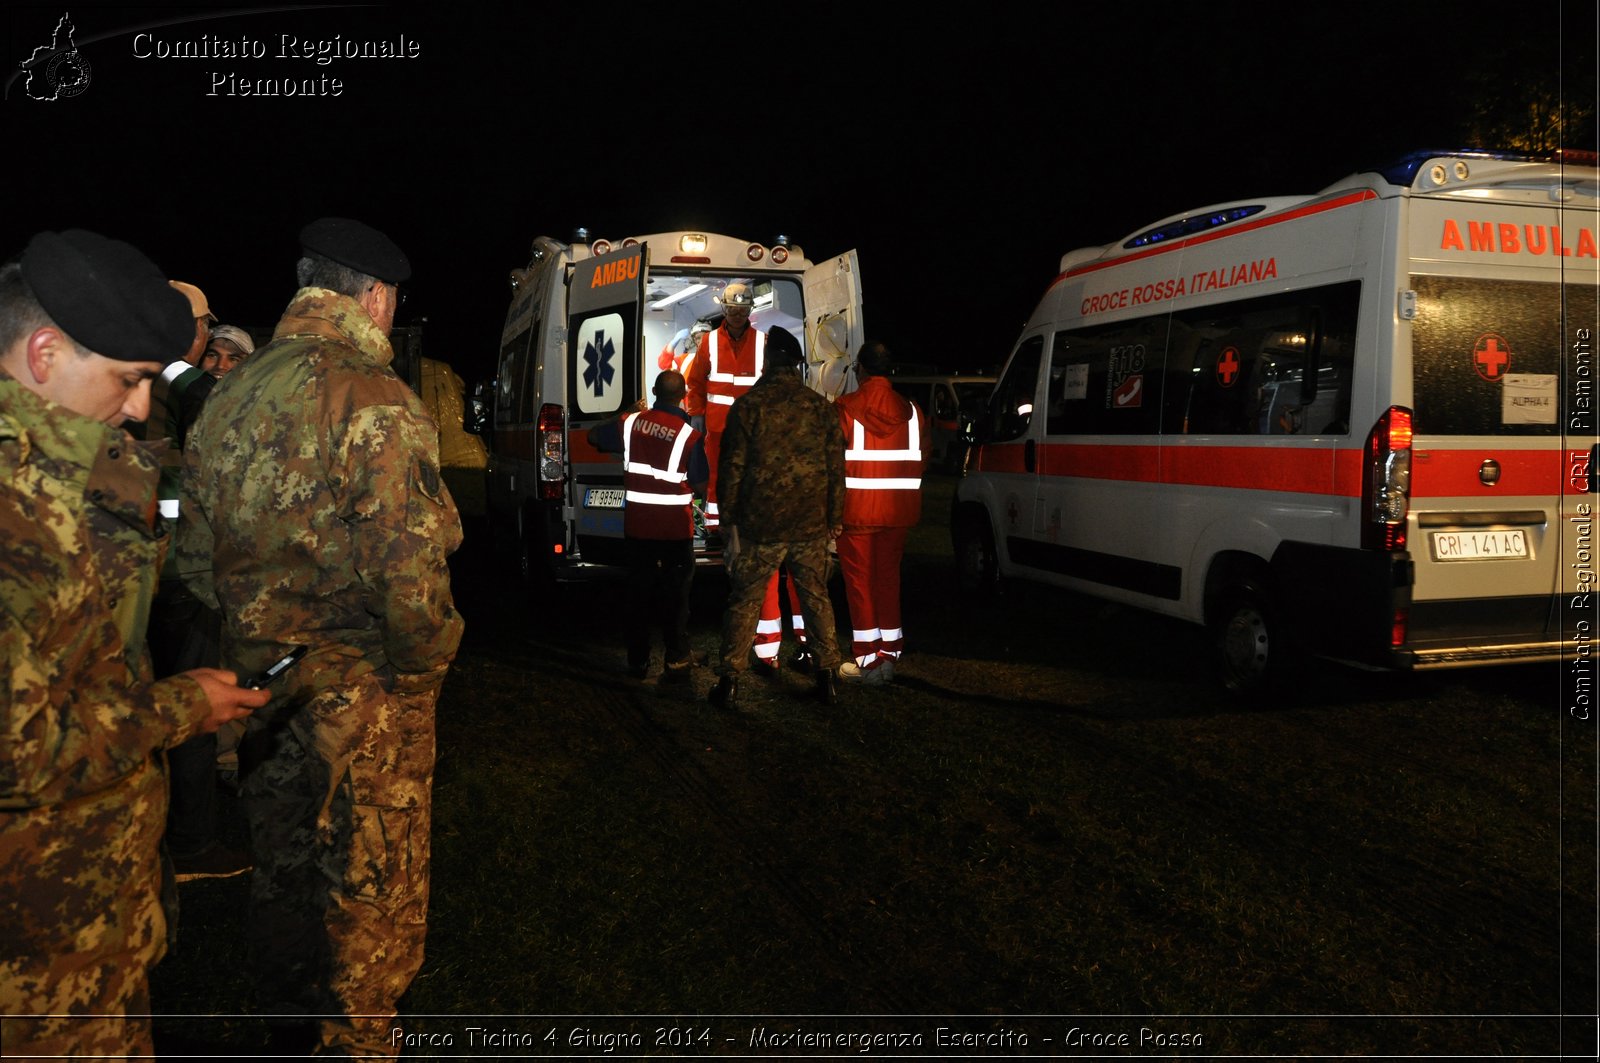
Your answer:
[815,667,838,706]
[791,647,817,674]
[709,674,739,709]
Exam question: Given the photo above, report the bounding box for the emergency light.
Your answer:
[1125,206,1266,249]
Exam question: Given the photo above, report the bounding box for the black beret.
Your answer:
[19,230,193,364]
[765,325,803,368]
[299,217,411,284]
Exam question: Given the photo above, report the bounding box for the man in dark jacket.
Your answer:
[710,326,846,707]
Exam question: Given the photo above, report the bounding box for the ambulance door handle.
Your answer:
[1025,439,1036,473]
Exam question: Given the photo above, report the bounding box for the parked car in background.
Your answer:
[884,372,996,472]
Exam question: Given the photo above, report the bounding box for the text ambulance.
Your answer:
[480,231,863,583]
[955,150,1598,691]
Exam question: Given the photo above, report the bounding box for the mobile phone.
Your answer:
[241,646,306,689]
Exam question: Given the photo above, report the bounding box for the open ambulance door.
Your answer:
[802,249,864,400]
[565,244,647,551]
[568,243,647,426]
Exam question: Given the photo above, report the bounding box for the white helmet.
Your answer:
[718,282,753,308]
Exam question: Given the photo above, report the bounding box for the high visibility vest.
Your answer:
[621,409,699,539]
[702,327,765,434]
[841,404,924,528]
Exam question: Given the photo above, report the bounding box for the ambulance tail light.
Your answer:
[1391,605,1409,648]
[1363,406,1412,551]
[537,403,565,502]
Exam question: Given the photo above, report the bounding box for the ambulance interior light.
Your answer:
[649,283,707,311]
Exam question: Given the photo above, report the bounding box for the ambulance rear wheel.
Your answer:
[1213,584,1281,695]
[955,515,1000,598]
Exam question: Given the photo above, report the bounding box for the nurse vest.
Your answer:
[622,409,701,539]
[840,402,924,529]
[702,326,766,434]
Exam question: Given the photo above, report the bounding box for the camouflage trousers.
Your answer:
[239,675,438,1057]
[0,757,171,1061]
[0,956,154,1061]
[720,536,841,674]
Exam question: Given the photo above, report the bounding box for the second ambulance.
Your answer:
[956,150,1598,691]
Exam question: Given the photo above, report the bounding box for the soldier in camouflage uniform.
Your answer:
[178,217,463,1056]
[709,326,846,708]
[0,230,267,1060]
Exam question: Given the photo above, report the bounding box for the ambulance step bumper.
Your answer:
[1408,640,1566,670]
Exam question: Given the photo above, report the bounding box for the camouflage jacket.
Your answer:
[0,369,211,1005]
[178,289,463,699]
[717,367,845,541]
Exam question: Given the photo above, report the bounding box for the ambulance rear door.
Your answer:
[566,243,647,562]
[1404,189,1597,666]
[802,249,864,399]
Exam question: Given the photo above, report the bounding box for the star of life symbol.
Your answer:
[583,331,616,395]
[574,313,625,415]
[21,12,92,101]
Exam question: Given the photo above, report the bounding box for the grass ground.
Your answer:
[150,477,1598,1058]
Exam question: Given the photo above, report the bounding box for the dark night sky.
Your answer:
[4,2,1596,382]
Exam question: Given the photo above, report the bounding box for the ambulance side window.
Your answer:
[1167,282,1358,436]
[1048,318,1166,435]
[987,336,1045,442]
[497,325,532,424]
[1046,332,1091,435]
[518,314,549,423]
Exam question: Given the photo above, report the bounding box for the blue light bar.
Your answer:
[1124,205,1266,249]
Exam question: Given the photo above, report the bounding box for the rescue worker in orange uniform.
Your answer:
[686,282,806,673]
[587,371,709,681]
[834,342,928,683]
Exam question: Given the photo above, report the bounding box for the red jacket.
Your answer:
[836,376,927,530]
[686,324,766,435]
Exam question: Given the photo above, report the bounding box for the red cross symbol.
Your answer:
[1216,347,1241,387]
[1474,333,1511,382]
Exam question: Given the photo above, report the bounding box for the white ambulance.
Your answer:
[954,150,1598,691]
[479,230,863,583]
